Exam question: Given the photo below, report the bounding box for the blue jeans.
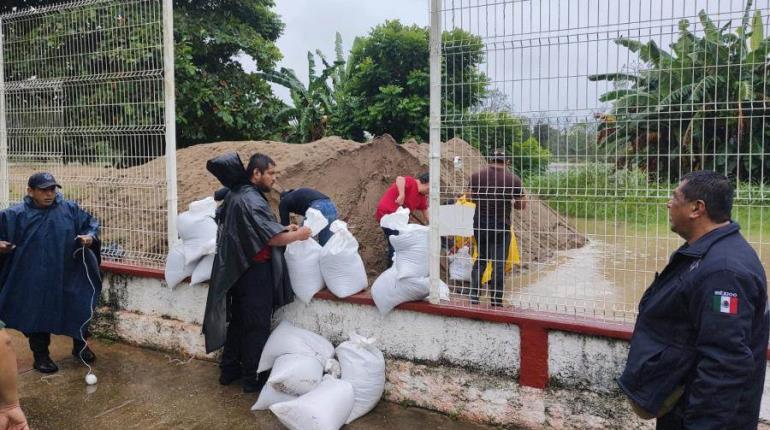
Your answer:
[309,199,338,246]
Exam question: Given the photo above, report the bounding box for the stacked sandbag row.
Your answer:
[372,207,449,315]
[164,197,218,287]
[252,321,385,430]
[285,209,368,303]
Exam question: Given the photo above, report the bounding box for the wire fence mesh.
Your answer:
[0,0,172,268]
[433,0,770,323]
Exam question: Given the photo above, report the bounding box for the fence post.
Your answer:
[428,0,442,304]
[162,0,178,247]
[0,18,8,209]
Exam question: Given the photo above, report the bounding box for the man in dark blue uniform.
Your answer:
[0,173,101,374]
[619,170,768,429]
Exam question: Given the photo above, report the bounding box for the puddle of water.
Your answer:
[503,219,770,322]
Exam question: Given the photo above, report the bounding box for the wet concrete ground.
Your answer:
[10,331,495,430]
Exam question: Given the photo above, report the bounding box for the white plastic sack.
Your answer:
[319,221,367,298]
[448,245,472,282]
[269,377,355,430]
[379,206,410,231]
[336,333,386,424]
[251,384,297,411]
[190,254,215,285]
[257,320,335,373]
[304,207,329,236]
[370,268,429,315]
[324,358,341,379]
[178,197,218,265]
[251,383,297,411]
[285,238,324,304]
[164,246,196,288]
[268,353,324,396]
[438,279,450,302]
[390,224,429,279]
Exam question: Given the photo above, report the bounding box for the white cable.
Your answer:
[76,244,97,381]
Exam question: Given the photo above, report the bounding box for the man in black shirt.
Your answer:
[467,151,526,306]
[279,188,339,245]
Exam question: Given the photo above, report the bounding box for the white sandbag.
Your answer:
[370,268,429,315]
[324,358,341,379]
[319,221,367,298]
[269,377,355,430]
[448,245,473,281]
[177,197,218,264]
[438,279,451,302]
[268,353,324,396]
[190,254,215,285]
[390,224,429,279]
[379,206,410,231]
[257,320,335,373]
[285,238,324,304]
[251,383,297,411]
[304,207,329,236]
[164,246,196,288]
[336,333,386,424]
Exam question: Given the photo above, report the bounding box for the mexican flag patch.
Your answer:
[713,291,738,315]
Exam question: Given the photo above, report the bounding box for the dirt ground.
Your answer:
[10,331,498,430]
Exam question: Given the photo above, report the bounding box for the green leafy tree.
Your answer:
[259,34,345,142]
[334,20,488,142]
[1,0,287,160]
[590,0,770,182]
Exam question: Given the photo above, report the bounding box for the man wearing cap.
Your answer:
[466,151,526,306]
[0,172,101,374]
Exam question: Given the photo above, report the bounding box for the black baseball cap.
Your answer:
[28,172,61,189]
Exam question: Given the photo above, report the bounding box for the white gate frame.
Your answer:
[428,0,442,303]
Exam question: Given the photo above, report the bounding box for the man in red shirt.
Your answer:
[375,173,429,266]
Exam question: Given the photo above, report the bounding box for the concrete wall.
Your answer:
[95,271,769,429]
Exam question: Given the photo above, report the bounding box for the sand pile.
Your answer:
[165,134,585,274]
[13,135,586,272]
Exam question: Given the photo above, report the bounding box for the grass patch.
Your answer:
[526,165,769,236]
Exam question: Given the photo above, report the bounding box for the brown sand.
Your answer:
[10,135,586,272]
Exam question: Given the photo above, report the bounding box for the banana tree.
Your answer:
[589,0,770,183]
[258,37,345,143]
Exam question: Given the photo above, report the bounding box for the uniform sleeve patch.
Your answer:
[713,291,739,315]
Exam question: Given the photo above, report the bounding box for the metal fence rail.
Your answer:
[0,0,177,268]
[430,0,770,323]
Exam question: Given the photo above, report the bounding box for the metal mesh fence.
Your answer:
[0,0,175,268]
[431,0,770,323]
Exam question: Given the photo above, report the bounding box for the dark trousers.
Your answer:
[220,262,273,382]
[26,332,88,358]
[469,227,510,306]
[382,227,399,267]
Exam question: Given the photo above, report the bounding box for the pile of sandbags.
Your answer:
[319,220,368,298]
[164,197,218,287]
[284,208,329,304]
[371,208,449,315]
[252,321,385,430]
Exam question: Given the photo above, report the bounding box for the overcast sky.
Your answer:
[239,0,429,101]
[241,0,770,119]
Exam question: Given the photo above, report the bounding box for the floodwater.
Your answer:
[449,219,770,323]
[510,219,770,322]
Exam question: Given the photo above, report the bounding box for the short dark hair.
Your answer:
[680,170,733,223]
[246,153,275,177]
[417,172,429,183]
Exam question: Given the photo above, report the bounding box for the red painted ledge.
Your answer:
[100,263,770,373]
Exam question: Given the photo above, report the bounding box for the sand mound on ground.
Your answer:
[13,135,586,271]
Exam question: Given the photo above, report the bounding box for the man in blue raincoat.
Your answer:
[0,172,101,374]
